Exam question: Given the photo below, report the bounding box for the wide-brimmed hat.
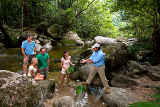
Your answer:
[92,43,100,49]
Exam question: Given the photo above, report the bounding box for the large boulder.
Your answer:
[35,42,42,53]
[84,40,94,45]
[52,95,90,107]
[94,36,117,45]
[70,64,105,86]
[111,61,160,87]
[43,41,52,52]
[147,64,160,81]
[47,24,61,38]
[103,87,139,107]
[110,61,150,87]
[106,44,129,69]
[36,21,50,35]
[116,37,138,46]
[52,96,75,107]
[64,31,84,46]
[124,61,160,81]
[0,70,55,107]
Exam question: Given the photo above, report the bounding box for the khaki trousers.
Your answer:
[87,65,109,88]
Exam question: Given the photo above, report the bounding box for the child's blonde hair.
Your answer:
[31,57,37,64]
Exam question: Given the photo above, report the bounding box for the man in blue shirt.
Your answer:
[21,33,36,76]
[80,43,110,94]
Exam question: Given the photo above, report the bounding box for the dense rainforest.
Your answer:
[0,0,160,56]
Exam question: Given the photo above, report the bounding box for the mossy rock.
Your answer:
[47,24,63,38]
[36,21,50,34]
[62,40,77,45]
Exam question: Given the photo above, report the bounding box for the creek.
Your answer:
[0,45,107,107]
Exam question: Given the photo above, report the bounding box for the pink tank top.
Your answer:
[61,56,71,69]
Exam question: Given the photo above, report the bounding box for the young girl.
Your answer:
[28,57,44,80]
[60,51,75,86]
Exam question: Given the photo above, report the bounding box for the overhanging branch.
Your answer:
[76,0,96,17]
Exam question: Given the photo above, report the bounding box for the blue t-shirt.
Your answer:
[21,40,35,55]
[89,49,105,67]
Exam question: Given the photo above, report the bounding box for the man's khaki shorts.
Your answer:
[23,55,35,66]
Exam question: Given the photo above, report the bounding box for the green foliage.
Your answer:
[66,65,75,74]
[127,42,152,55]
[76,85,86,95]
[74,0,117,38]
[0,0,117,39]
[106,0,160,39]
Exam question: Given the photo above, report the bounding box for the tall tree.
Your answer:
[108,0,160,54]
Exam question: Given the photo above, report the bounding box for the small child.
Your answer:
[60,51,75,86]
[28,58,44,80]
[28,58,38,78]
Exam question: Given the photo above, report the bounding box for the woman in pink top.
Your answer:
[60,51,75,86]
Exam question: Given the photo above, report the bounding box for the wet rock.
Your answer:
[117,37,138,46]
[106,43,129,69]
[111,61,160,87]
[147,64,160,81]
[53,96,75,107]
[111,74,138,88]
[43,41,52,52]
[110,61,150,87]
[52,95,90,107]
[69,71,80,80]
[84,40,94,45]
[39,37,44,43]
[65,31,84,46]
[0,70,55,107]
[35,43,42,53]
[103,87,139,107]
[95,36,117,45]
[70,64,104,86]
[127,61,150,73]
[47,24,59,37]
[37,80,55,99]
[79,64,92,80]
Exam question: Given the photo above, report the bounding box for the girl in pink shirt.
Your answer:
[60,51,75,86]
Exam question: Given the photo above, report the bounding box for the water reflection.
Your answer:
[0,46,84,72]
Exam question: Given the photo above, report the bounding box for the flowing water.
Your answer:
[0,46,107,107]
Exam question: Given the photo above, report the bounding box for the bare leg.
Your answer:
[66,74,70,85]
[23,56,28,75]
[61,74,65,86]
[23,65,27,74]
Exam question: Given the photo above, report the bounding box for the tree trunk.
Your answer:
[24,0,30,26]
[152,11,160,57]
